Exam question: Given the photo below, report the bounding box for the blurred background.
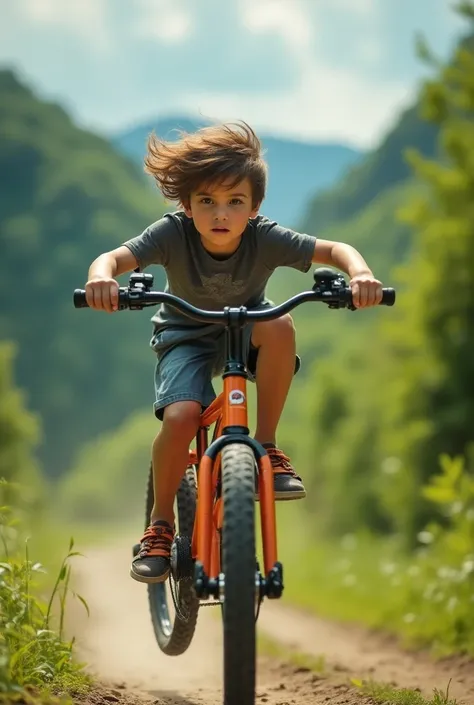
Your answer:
[2,0,474,654]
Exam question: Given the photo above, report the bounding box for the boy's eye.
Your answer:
[230,198,243,205]
[199,197,213,204]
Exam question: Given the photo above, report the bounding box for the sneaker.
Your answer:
[261,443,306,501]
[130,520,174,584]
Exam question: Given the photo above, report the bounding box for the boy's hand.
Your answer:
[349,272,383,308]
[85,276,119,313]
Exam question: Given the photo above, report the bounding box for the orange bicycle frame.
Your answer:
[190,375,278,582]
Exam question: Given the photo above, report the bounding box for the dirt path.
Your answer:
[71,539,474,705]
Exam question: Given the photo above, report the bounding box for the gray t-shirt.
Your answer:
[123,211,316,337]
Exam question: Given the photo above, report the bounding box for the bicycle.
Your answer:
[73,266,395,705]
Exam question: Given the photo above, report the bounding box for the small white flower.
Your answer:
[462,559,474,576]
[341,534,357,551]
[450,501,464,515]
[381,457,402,475]
[408,565,421,577]
[380,561,397,576]
[447,597,458,612]
[336,558,352,573]
[423,583,436,600]
[343,574,357,587]
[417,531,434,545]
[403,613,416,623]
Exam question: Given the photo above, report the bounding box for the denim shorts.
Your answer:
[150,325,257,420]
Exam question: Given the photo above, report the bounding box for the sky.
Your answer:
[0,0,468,148]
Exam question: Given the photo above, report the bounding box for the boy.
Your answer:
[85,122,383,584]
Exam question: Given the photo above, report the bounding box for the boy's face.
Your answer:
[184,177,259,254]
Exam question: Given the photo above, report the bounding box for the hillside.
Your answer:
[0,69,167,477]
[113,116,363,227]
[299,102,438,235]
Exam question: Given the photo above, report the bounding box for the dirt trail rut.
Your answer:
[71,539,474,705]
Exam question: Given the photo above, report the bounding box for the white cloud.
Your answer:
[241,0,313,51]
[3,0,465,147]
[327,0,376,15]
[135,0,192,43]
[175,60,410,149]
[18,0,111,50]
[233,0,394,147]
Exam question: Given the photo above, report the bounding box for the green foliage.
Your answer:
[57,409,157,522]
[295,12,474,547]
[281,455,474,659]
[0,481,90,700]
[358,679,458,705]
[0,70,166,477]
[396,455,474,655]
[0,342,42,505]
[375,23,474,541]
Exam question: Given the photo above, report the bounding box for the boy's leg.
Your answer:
[131,402,201,584]
[251,313,306,500]
[150,401,201,526]
[131,337,217,584]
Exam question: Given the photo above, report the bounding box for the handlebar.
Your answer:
[73,268,395,325]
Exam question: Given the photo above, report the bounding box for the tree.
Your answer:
[376,8,474,542]
[0,342,42,505]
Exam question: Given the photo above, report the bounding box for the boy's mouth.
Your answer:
[211,227,230,233]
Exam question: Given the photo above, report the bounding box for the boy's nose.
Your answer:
[214,209,228,221]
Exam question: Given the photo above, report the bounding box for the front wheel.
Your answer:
[146,463,200,656]
[221,442,257,705]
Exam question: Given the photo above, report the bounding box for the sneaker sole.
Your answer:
[129,567,170,584]
[255,489,307,501]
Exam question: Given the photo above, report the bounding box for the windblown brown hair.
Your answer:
[144,121,267,208]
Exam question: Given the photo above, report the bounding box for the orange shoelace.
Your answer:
[136,522,174,559]
[266,447,301,479]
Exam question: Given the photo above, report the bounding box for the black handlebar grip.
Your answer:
[73,289,88,308]
[381,288,396,306]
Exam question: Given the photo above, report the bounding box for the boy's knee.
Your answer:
[161,400,202,440]
[252,313,295,347]
[278,313,295,335]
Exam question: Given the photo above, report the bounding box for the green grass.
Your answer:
[257,631,326,673]
[0,482,92,703]
[260,629,459,705]
[259,629,460,705]
[257,504,408,628]
[264,455,474,659]
[277,516,407,626]
[356,679,458,705]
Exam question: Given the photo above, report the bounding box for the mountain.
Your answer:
[0,69,167,478]
[299,103,438,235]
[113,116,363,228]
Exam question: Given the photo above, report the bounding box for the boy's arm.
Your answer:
[86,246,138,312]
[312,239,383,308]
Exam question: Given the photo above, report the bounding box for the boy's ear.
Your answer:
[250,202,261,219]
[182,198,192,218]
